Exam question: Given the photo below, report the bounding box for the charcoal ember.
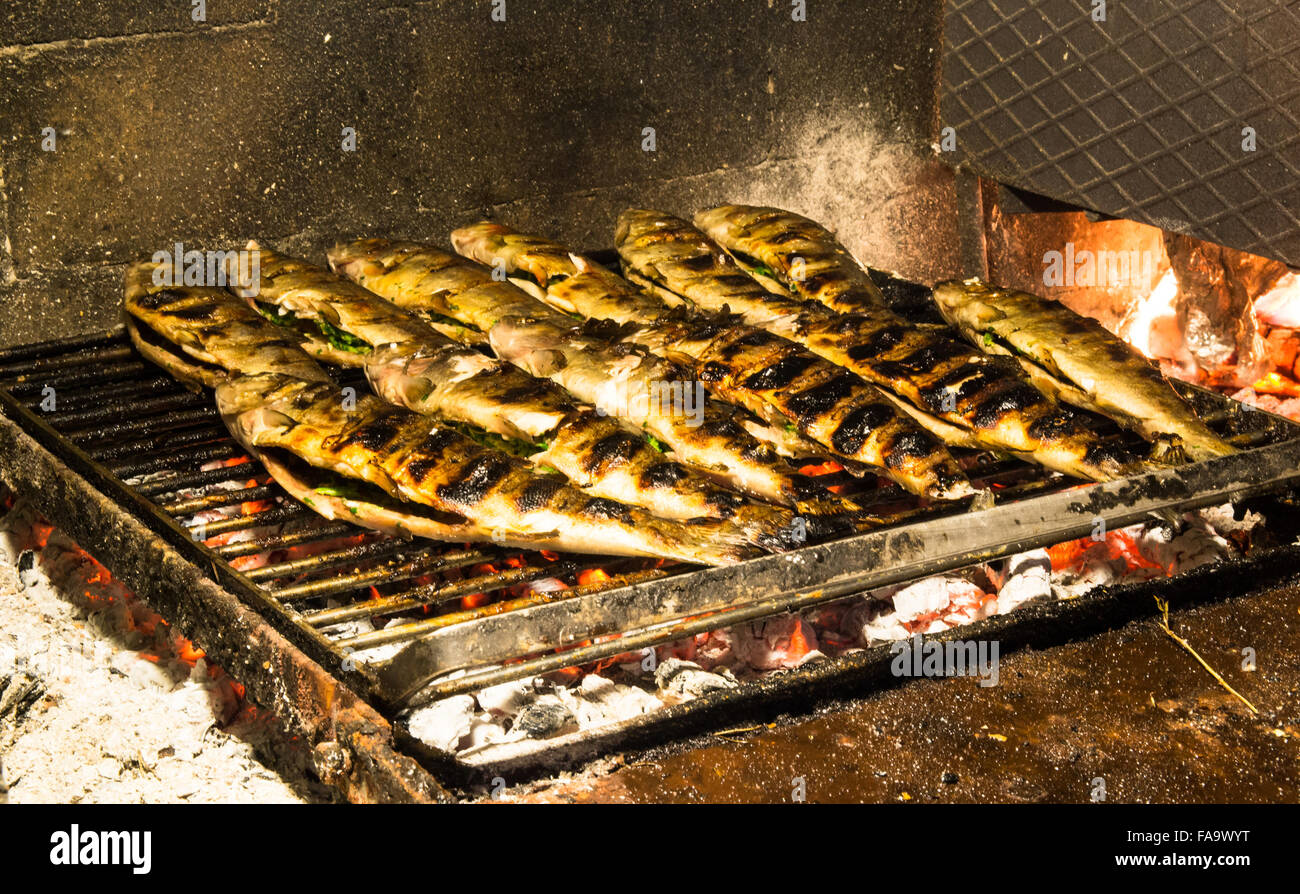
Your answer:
[992,550,1053,615]
[476,677,544,716]
[731,615,823,670]
[405,694,478,752]
[558,675,661,728]
[887,575,992,633]
[1195,503,1264,539]
[1165,232,1284,385]
[0,671,45,736]
[1136,514,1237,575]
[513,697,576,738]
[1050,553,1125,600]
[654,658,738,700]
[691,629,735,670]
[15,550,38,589]
[845,598,909,644]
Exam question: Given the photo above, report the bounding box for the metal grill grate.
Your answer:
[941,0,1300,266]
[2,275,1299,711]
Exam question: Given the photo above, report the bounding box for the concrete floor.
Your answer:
[517,583,1300,803]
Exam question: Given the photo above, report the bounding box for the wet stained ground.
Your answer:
[515,584,1300,803]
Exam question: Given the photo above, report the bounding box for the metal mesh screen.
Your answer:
[941,0,1300,266]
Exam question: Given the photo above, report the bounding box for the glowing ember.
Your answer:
[1118,268,1179,360]
[798,460,843,477]
[577,567,611,587]
[1252,370,1300,398]
[1253,271,1300,328]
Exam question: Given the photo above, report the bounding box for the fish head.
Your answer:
[489,327,570,379]
[327,238,392,281]
[450,221,512,263]
[930,279,1004,329]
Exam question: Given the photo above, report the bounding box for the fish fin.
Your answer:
[1148,435,1189,466]
[1147,508,1182,527]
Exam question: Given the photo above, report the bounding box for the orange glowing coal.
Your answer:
[577,567,611,587]
[798,460,844,477]
[1253,272,1300,328]
[1046,528,1170,576]
[786,618,813,660]
[1252,370,1300,398]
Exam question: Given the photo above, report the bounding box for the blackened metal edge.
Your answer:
[377,434,1300,704]
[0,381,381,702]
[0,407,452,802]
[442,539,1300,781]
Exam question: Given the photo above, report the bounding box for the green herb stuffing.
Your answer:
[256,303,372,355]
[447,421,546,458]
[314,317,372,355]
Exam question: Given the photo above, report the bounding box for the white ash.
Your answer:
[0,498,304,803]
[406,503,1261,756]
[991,550,1053,614]
[654,659,738,701]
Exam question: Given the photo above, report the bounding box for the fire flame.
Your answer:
[1253,271,1300,328]
[1119,268,1178,360]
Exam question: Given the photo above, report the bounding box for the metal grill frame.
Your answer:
[5,316,1300,718]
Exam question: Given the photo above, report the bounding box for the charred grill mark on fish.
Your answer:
[931,279,1235,463]
[614,211,1128,482]
[691,204,886,314]
[330,236,866,523]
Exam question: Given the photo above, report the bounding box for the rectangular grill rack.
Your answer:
[3,273,1300,718]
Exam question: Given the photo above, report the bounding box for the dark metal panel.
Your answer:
[942,0,1300,265]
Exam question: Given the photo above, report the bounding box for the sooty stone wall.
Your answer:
[0,0,960,345]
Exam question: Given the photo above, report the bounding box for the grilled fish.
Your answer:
[126,264,755,563]
[931,278,1236,462]
[693,205,886,314]
[455,222,975,499]
[124,261,331,387]
[215,373,754,564]
[329,238,863,520]
[619,317,974,500]
[246,246,800,529]
[618,210,1129,482]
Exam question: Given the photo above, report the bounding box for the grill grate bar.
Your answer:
[215,521,362,558]
[0,344,136,378]
[1,360,153,395]
[44,391,211,428]
[108,441,242,477]
[162,484,277,517]
[337,566,670,652]
[244,536,407,582]
[21,377,180,412]
[272,548,497,602]
[66,408,219,443]
[0,329,122,364]
[305,561,580,628]
[185,501,310,536]
[134,459,265,496]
